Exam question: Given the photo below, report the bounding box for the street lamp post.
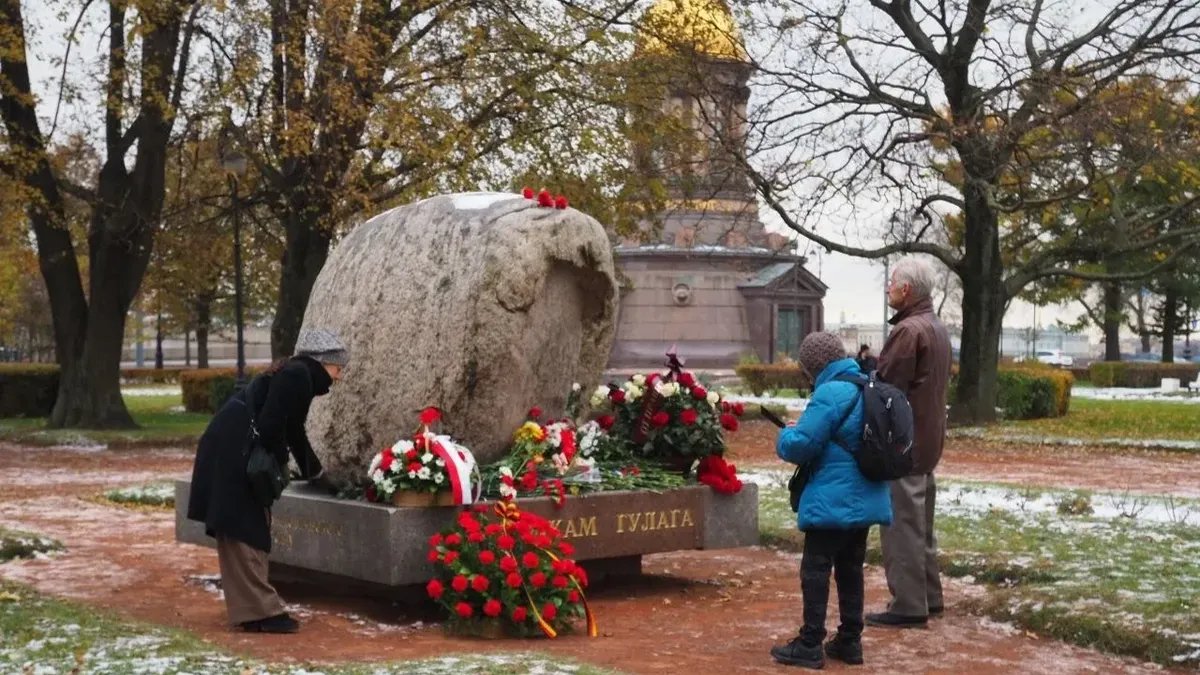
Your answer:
[221,146,248,389]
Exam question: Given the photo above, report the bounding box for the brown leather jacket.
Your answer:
[878,297,952,475]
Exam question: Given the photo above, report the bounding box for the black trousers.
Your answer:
[799,527,869,646]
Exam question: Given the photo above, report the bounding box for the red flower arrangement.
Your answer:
[521,185,569,209]
[427,502,597,638]
[696,455,744,494]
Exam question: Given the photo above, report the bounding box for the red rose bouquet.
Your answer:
[588,367,745,463]
[426,502,597,638]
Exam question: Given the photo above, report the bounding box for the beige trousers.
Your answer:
[879,473,943,617]
[216,536,286,625]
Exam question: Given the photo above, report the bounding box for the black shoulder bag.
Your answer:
[238,399,289,508]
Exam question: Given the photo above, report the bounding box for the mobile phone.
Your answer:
[759,405,787,428]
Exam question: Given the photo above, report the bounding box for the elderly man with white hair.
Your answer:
[866,256,953,629]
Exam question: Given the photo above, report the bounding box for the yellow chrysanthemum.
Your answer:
[514,421,547,443]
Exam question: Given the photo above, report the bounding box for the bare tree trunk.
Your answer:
[1103,282,1123,361]
[270,207,331,357]
[154,309,164,369]
[950,183,1005,424]
[1162,285,1178,363]
[194,296,212,369]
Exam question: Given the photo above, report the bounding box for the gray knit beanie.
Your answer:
[295,328,350,367]
[798,331,846,380]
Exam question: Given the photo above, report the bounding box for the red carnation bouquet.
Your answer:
[426,502,596,638]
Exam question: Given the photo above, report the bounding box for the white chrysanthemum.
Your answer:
[707,391,720,406]
[421,452,433,464]
[632,374,646,386]
[381,478,395,493]
[572,382,582,392]
[500,483,517,499]
[655,381,680,398]
[499,466,514,477]
[435,458,445,467]
[371,469,385,483]
[627,385,643,401]
[434,473,445,484]
[407,471,417,479]
[391,439,414,454]
[417,466,432,480]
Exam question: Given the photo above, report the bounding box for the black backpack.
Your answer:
[832,371,915,481]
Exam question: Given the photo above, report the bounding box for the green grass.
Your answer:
[998,398,1200,441]
[101,483,175,509]
[0,527,62,563]
[0,392,210,447]
[757,477,1200,667]
[0,580,623,674]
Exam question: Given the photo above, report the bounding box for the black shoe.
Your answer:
[865,611,927,628]
[824,634,864,665]
[770,636,825,669]
[928,604,944,617]
[241,613,299,634]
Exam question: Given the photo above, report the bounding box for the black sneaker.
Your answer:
[770,636,825,669]
[865,611,927,628]
[241,613,299,634]
[824,634,863,665]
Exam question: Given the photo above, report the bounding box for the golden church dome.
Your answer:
[637,0,748,62]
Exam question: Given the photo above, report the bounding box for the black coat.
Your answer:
[187,356,331,552]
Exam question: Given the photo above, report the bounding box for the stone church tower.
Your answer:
[607,0,827,370]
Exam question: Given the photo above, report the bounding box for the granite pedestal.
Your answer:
[175,481,759,589]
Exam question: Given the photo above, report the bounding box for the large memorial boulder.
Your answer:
[300,192,619,484]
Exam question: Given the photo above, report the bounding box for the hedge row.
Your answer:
[120,367,188,384]
[1088,362,1200,388]
[997,364,1073,419]
[734,363,811,396]
[0,364,60,417]
[180,368,265,413]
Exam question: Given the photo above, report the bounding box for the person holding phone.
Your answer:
[769,331,893,669]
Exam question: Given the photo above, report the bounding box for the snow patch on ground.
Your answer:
[1073,386,1200,403]
[949,427,1200,451]
[940,481,1199,526]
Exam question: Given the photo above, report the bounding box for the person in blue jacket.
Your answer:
[770,331,893,669]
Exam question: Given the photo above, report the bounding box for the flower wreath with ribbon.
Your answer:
[426,501,598,639]
[367,407,480,504]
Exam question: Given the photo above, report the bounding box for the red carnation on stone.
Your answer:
[512,606,528,622]
[380,451,394,472]
[500,555,518,572]
[597,414,615,430]
[651,411,670,427]
[552,574,569,588]
[405,449,419,462]
[444,533,462,547]
[426,579,444,600]
[542,603,558,621]
[554,195,568,209]
[455,602,473,618]
[678,372,696,387]
[479,550,496,565]
[680,408,698,426]
[522,551,540,569]
[537,189,554,207]
[497,534,516,550]
[471,574,490,593]
[732,402,745,417]
[568,589,581,603]
[483,599,503,617]
[451,574,469,593]
[691,386,707,400]
[558,541,575,556]
[408,461,422,474]
[720,413,739,431]
[427,549,440,563]
[442,550,459,565]
[610,389,626,404]
[419,406,442,425]
[530,571,547,588]
[528,406,542,419]
[468,531,485,544]
[522,186,534,199]
[506,572,523,588]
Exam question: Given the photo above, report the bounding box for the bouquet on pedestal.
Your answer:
[366,407,478,507]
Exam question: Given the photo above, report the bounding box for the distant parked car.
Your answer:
[1035,350,1074,367]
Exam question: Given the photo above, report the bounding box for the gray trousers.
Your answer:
[217,536,286,625]
[879,473,943,617]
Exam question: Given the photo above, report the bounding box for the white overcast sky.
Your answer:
[18,0,1116,336]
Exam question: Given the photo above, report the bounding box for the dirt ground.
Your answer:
[0,437,1193,674]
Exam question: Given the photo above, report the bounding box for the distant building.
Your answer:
[608,0,825,369]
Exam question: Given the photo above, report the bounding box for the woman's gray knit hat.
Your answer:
[798,331,846,380]
[295,328,350,367]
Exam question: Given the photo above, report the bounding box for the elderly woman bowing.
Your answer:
[187,328,348,634]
